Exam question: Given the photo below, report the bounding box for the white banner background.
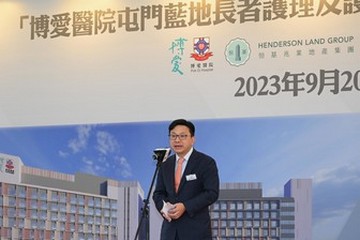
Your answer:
[0,0,359,127]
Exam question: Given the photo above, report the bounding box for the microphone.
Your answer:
[153,148,171,162]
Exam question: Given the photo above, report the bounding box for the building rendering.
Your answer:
[150,180,312,240]
[284,179,312,240]
[0,153,145,240]
[209,182,296,240]
[1,152,312,240]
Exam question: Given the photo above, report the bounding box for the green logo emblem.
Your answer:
[225,38,251,66]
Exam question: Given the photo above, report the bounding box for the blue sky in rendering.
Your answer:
[1,113,360,240]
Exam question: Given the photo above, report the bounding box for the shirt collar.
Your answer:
[176,147,193,162]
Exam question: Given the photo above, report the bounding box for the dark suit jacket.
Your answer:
[153,149,219,240]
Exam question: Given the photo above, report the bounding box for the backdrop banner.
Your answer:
[0,0,359,127]
[0,1,359,239]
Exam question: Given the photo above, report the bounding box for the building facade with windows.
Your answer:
[0,153,145,240]
[1,152,312,240]
[150,180,312,240]
[209,181,311,240]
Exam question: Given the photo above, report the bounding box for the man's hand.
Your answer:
[161,211,172,222]
[168,202,186,220]
[161,201,174,222]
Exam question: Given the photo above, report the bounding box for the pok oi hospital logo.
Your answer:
[5,159,15,174]
[191,37,213,61]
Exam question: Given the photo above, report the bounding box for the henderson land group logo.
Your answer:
[0,157,15,175]
[225,38,251,66]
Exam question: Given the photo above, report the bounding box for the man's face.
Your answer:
[169,125,195,157]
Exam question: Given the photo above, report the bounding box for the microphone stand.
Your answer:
[133,149,170,240]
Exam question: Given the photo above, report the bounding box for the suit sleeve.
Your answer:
[152,163,167,212]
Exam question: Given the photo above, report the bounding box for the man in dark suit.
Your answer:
[153,119,220,240]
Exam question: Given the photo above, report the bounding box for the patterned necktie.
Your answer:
[174,157,185,193]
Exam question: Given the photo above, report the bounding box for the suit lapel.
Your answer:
[167,156,177,194]
[178,150,198,193]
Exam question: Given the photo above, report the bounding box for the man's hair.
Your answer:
[168,119,195,136]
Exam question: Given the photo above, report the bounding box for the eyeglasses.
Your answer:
[169,134,188,140]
